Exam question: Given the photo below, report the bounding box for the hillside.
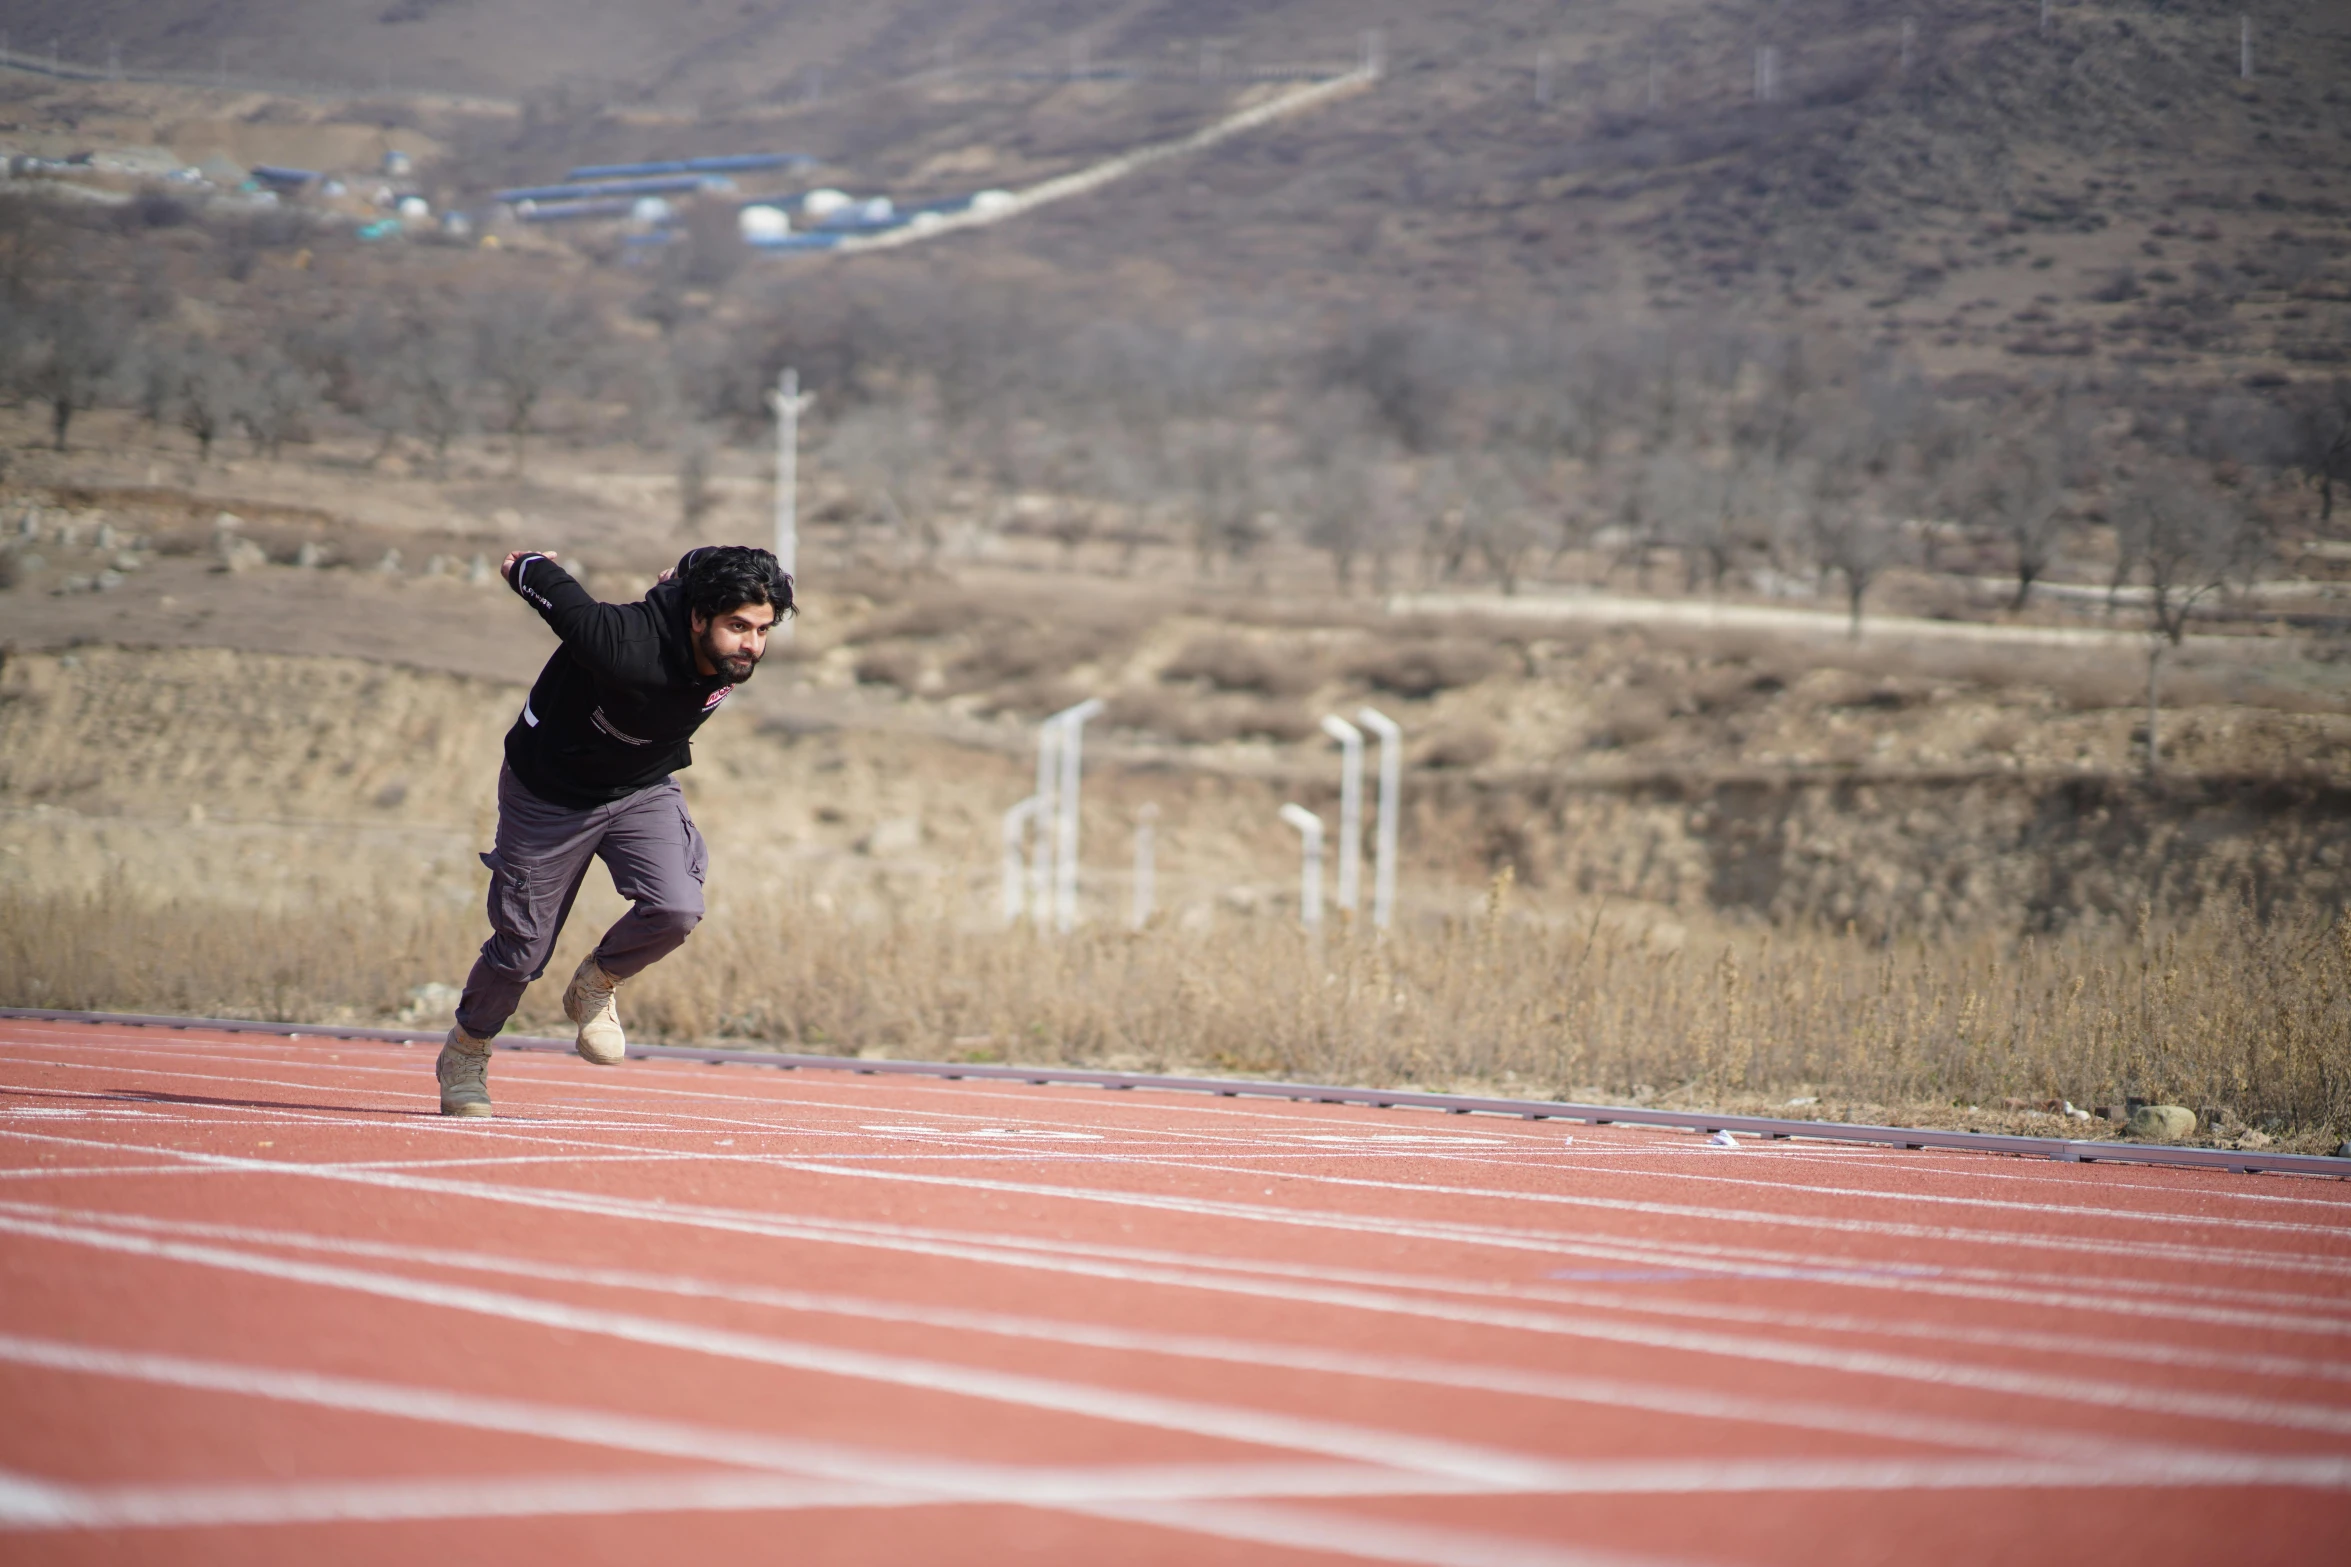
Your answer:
[3,1,2345,377]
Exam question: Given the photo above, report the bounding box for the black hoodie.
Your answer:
[499,550,737,809]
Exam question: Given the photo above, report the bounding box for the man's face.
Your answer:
[692,601,780,683]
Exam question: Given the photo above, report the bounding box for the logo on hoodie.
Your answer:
[703,685,734,712]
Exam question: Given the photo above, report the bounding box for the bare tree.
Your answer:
[1962,401,2085,611]
[1460,451,1544,595]
[1801,368,1942,638]
[473,289,581,475]
[175,348,243,465]
[234,345,319,461]
[2290,378,2351,524]
[2114,468,2269,774]
[1169,420,1266,577]
[823,402,944,565]
[392,317,473,478]
[1643,444,1742,593]
[22,290,124,451]
[676,431,717,537]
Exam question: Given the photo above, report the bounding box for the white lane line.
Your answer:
[0,1210,1639,1489]
[0,1334,1445,1507]
[8,1119,2348,1342]
[0,1465,1682,1567]
[11,1448,2347,1541]
[0,1467,916,1530]
[10,1037,2343,1217]
[4,1151,2350,1440]
[20,1172,2349,1394]
[12,1064,2350,1325]
[39,1039,2332,1235]
[813,1157,2351,1281]
[11,1204,2319,1473]
[1414,1157,2351,1241]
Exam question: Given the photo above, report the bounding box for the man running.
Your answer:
[437,544,791,1117]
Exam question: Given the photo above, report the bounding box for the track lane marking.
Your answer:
[7,1205,2323,1471]
[8,1119,2350,1339]
[19,1037,2342,1227]
[3,1155,2350,1439]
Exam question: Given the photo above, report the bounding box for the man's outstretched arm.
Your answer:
[501,551,643,678]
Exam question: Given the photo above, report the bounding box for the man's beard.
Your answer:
[699,630,760,684]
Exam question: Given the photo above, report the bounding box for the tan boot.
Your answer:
[437,1025,493,1117]
[562,953,627,1065]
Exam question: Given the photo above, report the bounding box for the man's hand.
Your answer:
[500,550,557,584]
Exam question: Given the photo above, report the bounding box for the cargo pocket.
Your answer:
[481,849,537,937]
[680,804,709,886]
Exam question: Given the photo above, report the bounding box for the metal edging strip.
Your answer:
[3,1006,2345,1179]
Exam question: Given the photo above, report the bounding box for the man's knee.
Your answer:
[479,930,545,979]
[641,899,702,939]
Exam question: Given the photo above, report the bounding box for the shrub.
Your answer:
[853,647,924,691]
[1347,639,1501,699]
[1159,636,1321,697]
[1418,722,1499,769]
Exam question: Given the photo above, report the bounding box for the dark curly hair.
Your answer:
[676,545,794,622]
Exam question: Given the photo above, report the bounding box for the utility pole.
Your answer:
[1131,803,1157,930]
[1320,715,1363,915]
[1357,707,1401,930]
[1279,805,1325,933]
[1052,698,1105,933]
[1001,797,1040,923]
[1029,720,1060,926]
[769,367,812,612]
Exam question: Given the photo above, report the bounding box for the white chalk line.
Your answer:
[4,1143,2349,1440]
[16,1058,2343,1312]
[11,1114,2346,1343]
[1,1267,2346,1532]
[961,1155,2351,1278]
[23,1035,2340,1240]
[751,1156,2351,1302]
[8,1107,2350,1341]
[23,1035,2322,1235]
[8,1201,2325,1473]
[8,1107,2350,1340]
[13,1155,2349,1395]
[0,1332,1475,1510]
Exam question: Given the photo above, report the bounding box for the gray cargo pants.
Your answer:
[455,765,708,1039]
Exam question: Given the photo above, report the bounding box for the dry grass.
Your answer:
[7,879,2345,1148]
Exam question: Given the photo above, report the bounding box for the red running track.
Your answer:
[1,1018,2347,1565]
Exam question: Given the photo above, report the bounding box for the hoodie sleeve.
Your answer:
[505,553,650,682]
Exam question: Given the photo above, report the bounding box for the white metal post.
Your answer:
[1535,50,1551,105]
[1052,698,1105,933]
[2240,16,2252,79]
[1029,720,1061,927]
[1900,20,1914,74]
[1001,797,1040,923]
[1357,707,1401,930]
[1279,805,1325,932]
[1131,803,1158,930]
[1362,28,1384,79]
[770,366,812,589]
[1320,715,1363,915]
